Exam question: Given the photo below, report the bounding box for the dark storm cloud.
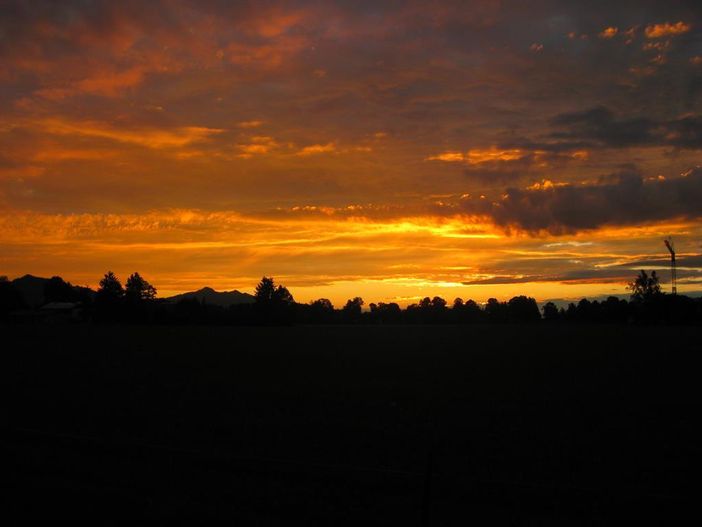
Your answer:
[551,106,702,149]
[459,148,591,184]
[551,107,656,147]
[459,168,702,233]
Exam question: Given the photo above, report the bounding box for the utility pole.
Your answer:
[664,238,677,295]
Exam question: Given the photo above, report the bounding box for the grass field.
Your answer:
[4,323,702,525]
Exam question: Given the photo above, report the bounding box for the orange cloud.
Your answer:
[599,27,618,39]
[237,120,264,128]
[74,66,147,97]
[426,152,465,162]
[249,11,305,38]
[426,147,586,168]
[642,40,670,51]
[295,143,337,156]
[31,148,117,161]
[237,136,279,157]
[426,148,528,164]
[35,66,147,99]
[525,179,568,191]
[30,118,224,149]
[226,35,308,68]
[0,165,45,180]
[644,21,691,38]
[466,147,526,164]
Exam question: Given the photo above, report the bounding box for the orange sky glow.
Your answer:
[1,1,701,306]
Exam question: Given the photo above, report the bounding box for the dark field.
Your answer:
[4,324,702,525]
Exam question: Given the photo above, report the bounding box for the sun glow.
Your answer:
[2,208,699,304]
[1,3,700,306]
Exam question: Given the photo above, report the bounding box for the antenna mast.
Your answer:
[664,238,677,295]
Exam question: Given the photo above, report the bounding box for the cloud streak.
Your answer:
[24,118,225,149]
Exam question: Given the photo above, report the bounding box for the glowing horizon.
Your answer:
[1,2,701,305]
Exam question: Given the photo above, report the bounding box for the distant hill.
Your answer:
[7,275,252,309]
[10,274,95,308]
[164,287,255,307]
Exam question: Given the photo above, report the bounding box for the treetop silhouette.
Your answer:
[2,270,700,325]
[255,276,294,306]
[126,272,157,302]
[628,270,662,302]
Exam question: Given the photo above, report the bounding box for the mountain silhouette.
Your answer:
[164,287,255,307]
[7,275,253,309]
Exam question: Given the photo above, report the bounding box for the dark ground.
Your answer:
[3,323,701,525]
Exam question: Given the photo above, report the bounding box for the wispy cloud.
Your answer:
[25,118,224,149]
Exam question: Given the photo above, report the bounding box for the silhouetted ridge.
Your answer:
[2,271,701,326]
[165,287,255,307]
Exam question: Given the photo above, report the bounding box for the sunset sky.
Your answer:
[1,0,702,305]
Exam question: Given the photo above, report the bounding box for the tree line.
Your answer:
[1,270,701,325]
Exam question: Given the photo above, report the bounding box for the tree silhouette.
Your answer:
[125,272,157,302]
[94,271,124,321]
[4,269,701,326]
[273,284,294,305]
[307,298,335,323]
[601,296,629,323]
[542,301,559,321]
[369,302,401,324]
[507,296,540,322]
[254,276,294,323]
[254,276,293,305]
[97,271,124,302]
[628,270,661,302]
[310,298,333,311]
[431,296,447,310]
[254,276,276,303]
[462,299,483,323]
[485,297,508,322]
[342,297,364,322]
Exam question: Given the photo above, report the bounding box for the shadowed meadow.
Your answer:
[4,323,701,524]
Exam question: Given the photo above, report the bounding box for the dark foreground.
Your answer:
[4,324,701,525]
